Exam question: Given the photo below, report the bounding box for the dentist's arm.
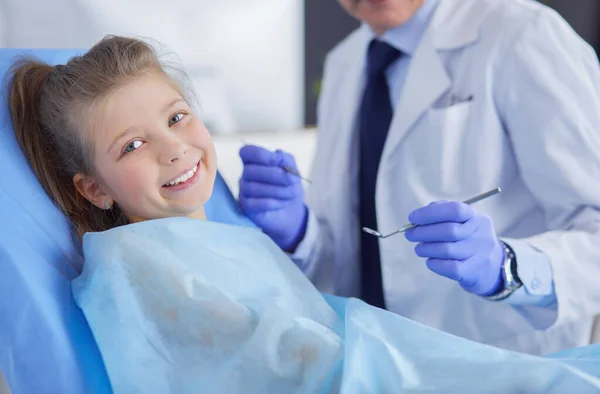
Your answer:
[490,9,600,327]
[404,9,600,328]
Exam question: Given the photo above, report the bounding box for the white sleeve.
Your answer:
[494,7,600,327]
[290,208,319,270]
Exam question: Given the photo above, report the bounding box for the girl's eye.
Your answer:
[123,139,143,155]
[169,112,185,127]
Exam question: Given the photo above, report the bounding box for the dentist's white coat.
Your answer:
[298,0,600,355]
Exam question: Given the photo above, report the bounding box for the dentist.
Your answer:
[239,0,600,355]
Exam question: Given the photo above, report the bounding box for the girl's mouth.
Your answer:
[162,160,202,191]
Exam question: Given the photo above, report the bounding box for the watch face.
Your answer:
[506,247,522,287]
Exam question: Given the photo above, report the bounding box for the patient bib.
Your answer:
[72,218,600,394]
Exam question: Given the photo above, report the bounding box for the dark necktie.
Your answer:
[358,39,401,309]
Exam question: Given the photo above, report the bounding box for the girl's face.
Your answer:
[74,72,217,223]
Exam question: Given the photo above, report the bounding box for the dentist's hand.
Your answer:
[239,145,308,251]
[404,201,506,296]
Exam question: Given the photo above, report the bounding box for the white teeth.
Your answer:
[165,163,199,186]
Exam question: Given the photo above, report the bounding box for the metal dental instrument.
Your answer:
[281,165,312,184]
[362,187,502,239]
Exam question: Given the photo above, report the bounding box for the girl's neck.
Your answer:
[187,206,207,221]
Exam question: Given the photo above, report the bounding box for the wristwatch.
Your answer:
[483,242,523,301]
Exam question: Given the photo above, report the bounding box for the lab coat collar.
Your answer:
[429,0,485,50]
[381,0,485,156]
[383,27,451,158]
[330,0,484,186]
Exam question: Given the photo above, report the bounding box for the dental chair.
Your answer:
[0,49,257,394]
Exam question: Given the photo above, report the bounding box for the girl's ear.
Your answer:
[73,173,112,209]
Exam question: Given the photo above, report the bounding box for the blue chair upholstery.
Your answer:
[0,48,254,394]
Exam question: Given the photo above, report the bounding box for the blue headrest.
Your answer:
[0,48,253,393]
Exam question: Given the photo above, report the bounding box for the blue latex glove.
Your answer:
[404,201,506,296]
[239,145,308,251]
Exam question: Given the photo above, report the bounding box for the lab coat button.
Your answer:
[531,279,541,291]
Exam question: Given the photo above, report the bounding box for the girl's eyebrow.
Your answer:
[162,97,186,113]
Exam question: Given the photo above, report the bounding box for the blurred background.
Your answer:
[1,2,600,391]
[2,0,598,135]
[2,0,597,197]
[0,0,304,135]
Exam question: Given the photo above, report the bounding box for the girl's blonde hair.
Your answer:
[7,35,193,239]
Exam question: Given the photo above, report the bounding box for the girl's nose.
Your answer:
[159,134,188,164]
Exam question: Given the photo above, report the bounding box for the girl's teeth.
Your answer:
[166,163,199,186]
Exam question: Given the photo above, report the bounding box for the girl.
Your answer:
[8,35,600,394]
[9,35,218,238]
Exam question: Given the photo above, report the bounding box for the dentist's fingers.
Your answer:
[414,239,477,261]
[239,196,290,213]
[239,180,301,200]
[241,164,297,186]
[404,219,477,243]
[408,201,474,225]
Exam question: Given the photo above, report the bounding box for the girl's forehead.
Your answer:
[113,73,181,102]
[90,75,186,152]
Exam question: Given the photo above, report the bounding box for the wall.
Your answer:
[0,0,305,134]
[542,0,600,52]
[304,0,359,126]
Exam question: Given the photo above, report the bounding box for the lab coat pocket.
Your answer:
[419,102,473,190]
[426,101,472,133]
